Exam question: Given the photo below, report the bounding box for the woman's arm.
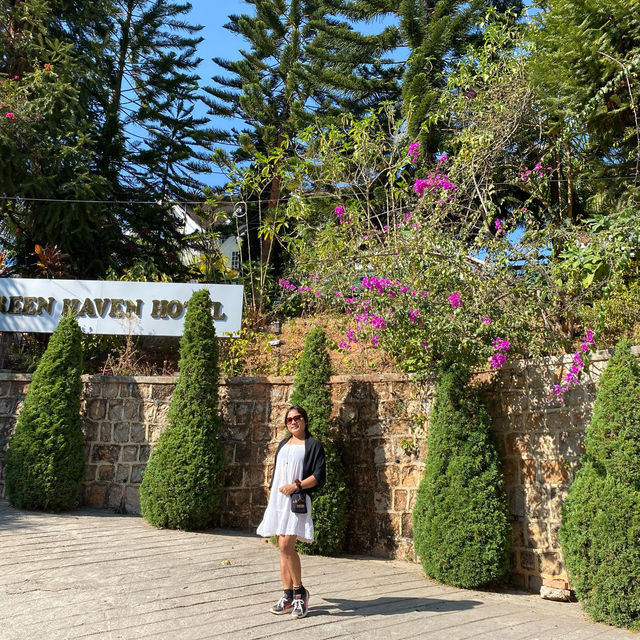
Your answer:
[278,475,318,495]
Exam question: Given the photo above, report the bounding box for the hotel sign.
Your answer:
[0,279,243,336]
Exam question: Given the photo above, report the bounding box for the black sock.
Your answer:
[294,585,305,598]
[284,589,294,600]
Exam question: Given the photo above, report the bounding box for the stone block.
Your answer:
[10,381,29,396]
[100,383,120,399]
[91,445,120,463]
[85,464,98,482]
[374,491,390,512]
[228,489,249,506]
[107,484,124,509]
[122,445,138,462]
[125,486,141,514]
[519,550,537,572]
[142,402,158,423]
[147,424,163,444]
[501,457,518,486]
[512,520,524,547]
[526,521,549,549]
[98,464,114,482]
[83,420,99,442]
[543,578,569,589]
[394,489,408,511]
[115,464,130,483]
[540,552,563,576]
[522,460,537,484]
[100,423,112,443]
[540,586,572,601]
[107,401,125,421]
[124,401,142,421]
[509,486,525,517]
[399,465,420,488]
[86,399,106,421]
[401,512,413,537]
[225,465,244,488]
[0,398,15,415]
[525,486,550,519]
[0,381,13,397]
[85,484,106,508]
[150,384,175,401]
[540,461,569,484]
[130,464,145,484]
[558,431,584,459]
[139,445,151,462]
[113,423,130,443]
[251,487,268,506]
[528,575,543,592]
[130,423,145,443]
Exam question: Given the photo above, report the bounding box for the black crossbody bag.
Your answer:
[290,490,307,514]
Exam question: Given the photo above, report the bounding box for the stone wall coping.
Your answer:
[0,347,635,386]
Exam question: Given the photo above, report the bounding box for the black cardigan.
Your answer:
[268,434,326,496]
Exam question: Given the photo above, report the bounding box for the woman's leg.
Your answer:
[278,534,301,589]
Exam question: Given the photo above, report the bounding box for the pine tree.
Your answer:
[205,0,401,267]
[0,0,213,279]
[5,315,85,511]
[399,0,523,154]
[290,327,347,556]
[413,367,510,587]
[559,341,640,630]
[139,289,226,530]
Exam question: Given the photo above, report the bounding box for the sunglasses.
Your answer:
[286,414,304,424]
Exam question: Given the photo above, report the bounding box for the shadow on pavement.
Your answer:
[315,595,482,617]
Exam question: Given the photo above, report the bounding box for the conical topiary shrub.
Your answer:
[140,289,226,530]
[5,315,85,511]
[559,341,640,629]
[413,367,510,587]
[290,327,347,556]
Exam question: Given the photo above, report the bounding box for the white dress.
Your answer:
[257,442,314,543]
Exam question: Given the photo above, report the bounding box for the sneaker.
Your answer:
[291,589,309,619]
[270,595,293,615]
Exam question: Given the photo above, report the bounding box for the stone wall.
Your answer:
[0,349,628,591]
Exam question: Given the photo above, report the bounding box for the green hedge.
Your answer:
[140,289,226,530]
[291,327,347,556]
[413,368,510,587]
[5,315,85,511]
[559,341,640,629]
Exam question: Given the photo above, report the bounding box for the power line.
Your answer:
[1,173,638,207]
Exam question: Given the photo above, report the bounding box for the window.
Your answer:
[231,251,241,270]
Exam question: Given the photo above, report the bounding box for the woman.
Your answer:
[256,405,326,619]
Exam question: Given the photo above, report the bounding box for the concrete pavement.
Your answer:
[0,499,635,640]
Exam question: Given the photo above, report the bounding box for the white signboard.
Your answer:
[0,279,243,336]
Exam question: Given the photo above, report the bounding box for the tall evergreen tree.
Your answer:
[399,0,523,154]
[206,0,401,266]
[140,289,226,529]
[0,0,213,278]
[5,315,85,511]
[290,327,347,556]
[559,341,640,630]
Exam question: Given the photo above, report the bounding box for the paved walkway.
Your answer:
[0,499,635,640]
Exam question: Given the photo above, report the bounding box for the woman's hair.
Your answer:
[284,405,310,435]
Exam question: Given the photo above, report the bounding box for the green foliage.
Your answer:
[413,368,510,588]
[559,341,640,629]
[140,290,226,530]
[5,316,85,511]
[290,327,347,556]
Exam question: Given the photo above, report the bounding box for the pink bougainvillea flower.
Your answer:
[483,317,491,324]
[44,63,52,71]
[494,218,503,230]
[408,141,420,163]
[448,292,462,308]
[5,112,15,119]
[438,152,448,163]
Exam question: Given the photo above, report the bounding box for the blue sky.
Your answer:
[185,2,400,187]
